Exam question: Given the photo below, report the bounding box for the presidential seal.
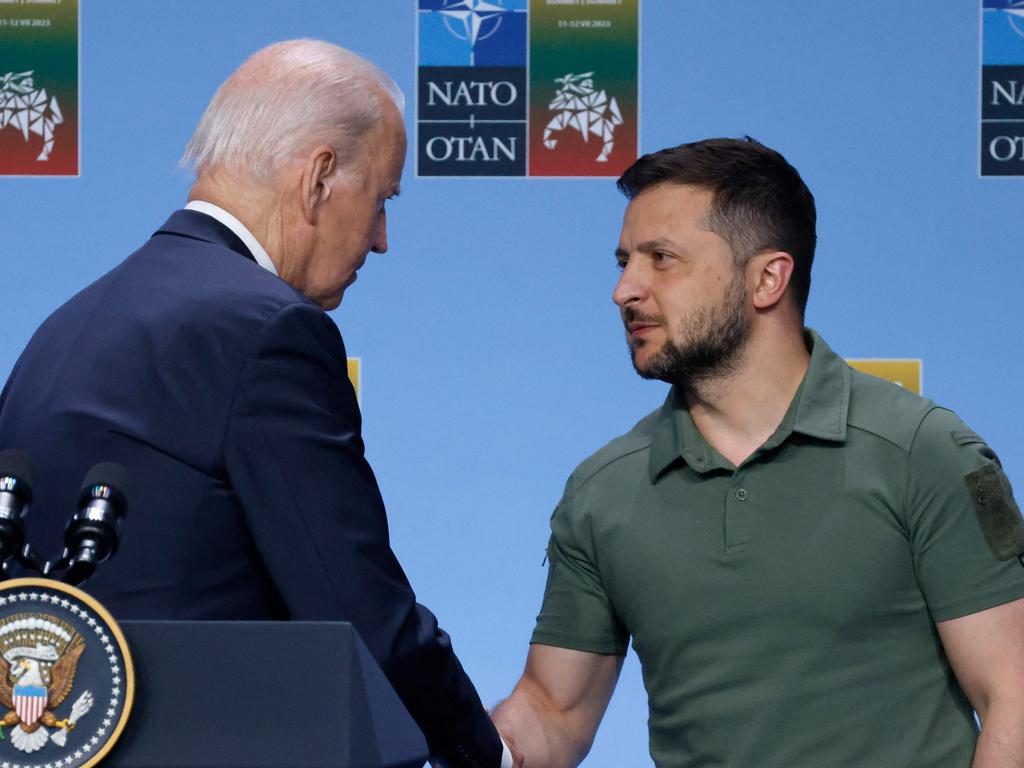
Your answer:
[0,579,133,768]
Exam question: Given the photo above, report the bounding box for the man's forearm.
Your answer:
[973,703,1024,768]
[492,687,588,768]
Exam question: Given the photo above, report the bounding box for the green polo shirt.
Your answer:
[532,330,1024,768]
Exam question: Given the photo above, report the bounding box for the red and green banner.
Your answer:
[0,0,79,177]
[528,0,638,177]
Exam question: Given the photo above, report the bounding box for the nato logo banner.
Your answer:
[0,0,78,177]
[981,0,1024,176]
[416,0,639,178]
[417,0,528,177]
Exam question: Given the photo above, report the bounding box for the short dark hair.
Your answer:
[617,137,817,314]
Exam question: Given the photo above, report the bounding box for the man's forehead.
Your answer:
[628,182,713,212]
[622,184,714,231]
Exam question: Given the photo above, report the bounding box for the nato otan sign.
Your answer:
[416,0,639,178]
[981,0,1024,176]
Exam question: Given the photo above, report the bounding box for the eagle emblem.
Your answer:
[0,614,94,754]
[0,580,133,768]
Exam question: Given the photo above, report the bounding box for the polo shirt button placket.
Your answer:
[725,480,752,551]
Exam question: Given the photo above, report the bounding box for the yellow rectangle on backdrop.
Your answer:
[846,359,922,395]
[347,357,361,403]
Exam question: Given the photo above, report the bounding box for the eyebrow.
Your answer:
[615,238,680,259]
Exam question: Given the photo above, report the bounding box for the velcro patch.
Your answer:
[952,429,985,446]
[965,464,1024,560]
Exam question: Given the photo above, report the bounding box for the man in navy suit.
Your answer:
[0,39,515,768]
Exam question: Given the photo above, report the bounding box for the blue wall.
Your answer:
[2,2,1022,765]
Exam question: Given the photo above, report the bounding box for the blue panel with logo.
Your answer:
[981,0,1024,173]
[417,0,528,175]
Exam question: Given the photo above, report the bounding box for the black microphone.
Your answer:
[61,462,129,586]
[0,449,36,565]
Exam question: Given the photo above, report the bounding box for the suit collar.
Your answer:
[154,209,256,264]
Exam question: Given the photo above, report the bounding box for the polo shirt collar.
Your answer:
[648,329,850,480]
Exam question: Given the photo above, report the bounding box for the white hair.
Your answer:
[181,39,404,179]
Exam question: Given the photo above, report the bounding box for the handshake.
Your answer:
[427,640,623,768]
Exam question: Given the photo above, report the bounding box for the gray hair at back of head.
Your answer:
[181,39,404,180]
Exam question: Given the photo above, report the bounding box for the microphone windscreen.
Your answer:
[79,462,129,506]
[0,449,37,495]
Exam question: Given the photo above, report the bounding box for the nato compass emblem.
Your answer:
[439,0,510,53]
[0,579,133,768]
[999,0,1024,38]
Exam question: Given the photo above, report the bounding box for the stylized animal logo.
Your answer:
[0,615,94,754]
[0,71,64,161]
[543,72,623,163]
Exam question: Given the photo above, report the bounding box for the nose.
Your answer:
[613,258,647,308]
[370,209,388,254]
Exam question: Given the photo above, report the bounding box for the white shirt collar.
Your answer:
[184,200,279,276]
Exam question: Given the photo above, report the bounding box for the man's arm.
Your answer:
[225,302,501,767]
[938,597,1024,768]
[492,644,623,768]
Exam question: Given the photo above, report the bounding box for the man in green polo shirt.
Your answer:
[492,138,1024,767]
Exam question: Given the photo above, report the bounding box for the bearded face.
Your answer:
[627,264,750,387]
[614,185,753,392]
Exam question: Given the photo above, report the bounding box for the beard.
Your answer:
[627,269,751,388]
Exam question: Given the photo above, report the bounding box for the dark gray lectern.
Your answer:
[105,621,428,768]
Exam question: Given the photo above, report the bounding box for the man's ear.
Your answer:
[299,146,336,224]
[750,250,795,311]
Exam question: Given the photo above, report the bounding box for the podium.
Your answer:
[104,621,428,768]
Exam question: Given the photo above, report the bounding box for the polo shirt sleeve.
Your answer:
[907,406,1024,622]
[530,477,629,655]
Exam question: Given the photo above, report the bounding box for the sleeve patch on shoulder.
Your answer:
[952,429,984,446]
[965,464,1024,560]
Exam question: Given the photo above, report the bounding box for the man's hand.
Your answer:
[491,645,623,768]
[499,732,525,767]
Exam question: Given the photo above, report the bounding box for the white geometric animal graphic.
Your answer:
[542,72,623,163]
[0,71,64,161]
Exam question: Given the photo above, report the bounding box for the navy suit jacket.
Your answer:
[0,210,502,767]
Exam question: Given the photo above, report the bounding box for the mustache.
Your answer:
[623,307,663,325]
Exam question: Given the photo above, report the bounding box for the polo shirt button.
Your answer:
[735,488,748,501]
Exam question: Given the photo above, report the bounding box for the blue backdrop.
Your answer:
[2,2,1022,765]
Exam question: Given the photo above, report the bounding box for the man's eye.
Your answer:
[615,259,627,271]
